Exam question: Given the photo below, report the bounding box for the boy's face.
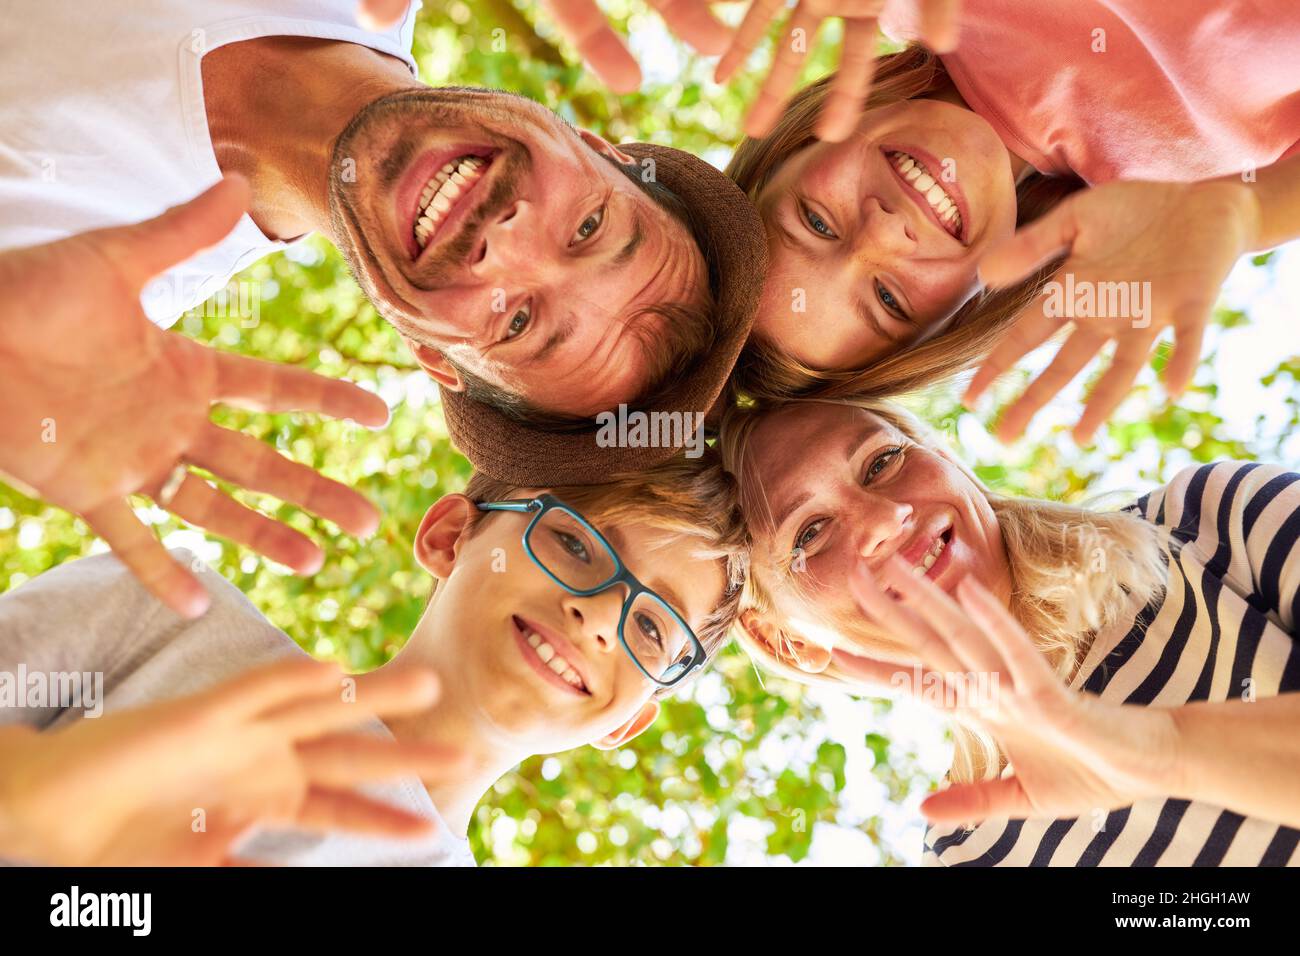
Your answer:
[412,493,727,755]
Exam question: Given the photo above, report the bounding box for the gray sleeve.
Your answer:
[0,549,477,867]
[0,548,306,727]
[0,550,178,728]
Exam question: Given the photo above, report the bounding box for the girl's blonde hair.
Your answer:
[725,48,1084,404]
[718,396,1169,783]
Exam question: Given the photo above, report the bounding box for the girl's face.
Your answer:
[753,97,1019,371]
[739,402,1012,652]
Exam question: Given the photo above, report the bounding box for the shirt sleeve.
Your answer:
[1143,461,1300,635]
[0,550,177,728]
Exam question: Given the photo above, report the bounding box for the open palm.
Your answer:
[848,557,1183,822]
[0,178,391,617]
[967,179,1260,444]
[0,659,454,866]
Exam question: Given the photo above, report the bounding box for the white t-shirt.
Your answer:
[0,549,476,867]
[0,0,419,325]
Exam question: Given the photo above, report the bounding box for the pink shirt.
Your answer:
[882,0,1300,185]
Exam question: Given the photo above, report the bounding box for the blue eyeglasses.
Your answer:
[476,495,706,687]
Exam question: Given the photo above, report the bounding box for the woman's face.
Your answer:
[753,97,1019,370]
[739,402,1012,652]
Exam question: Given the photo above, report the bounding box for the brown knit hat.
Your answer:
[440,142,765,486]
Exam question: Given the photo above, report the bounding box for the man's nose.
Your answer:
[471,198,550,281]
[561,587,626,655]
[854,493,913,561]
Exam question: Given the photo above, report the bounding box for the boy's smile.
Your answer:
[512,614,592,697]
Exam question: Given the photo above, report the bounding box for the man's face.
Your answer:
[328,88,708,416]
[414,493,726,755]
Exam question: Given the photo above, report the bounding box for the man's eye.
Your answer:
[574,206,605,242]
[505,306,531,339]
[802,203,837,239]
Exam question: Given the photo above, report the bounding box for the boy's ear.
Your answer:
[590,700,660,751]
[405,338,464,392]
[414,495,477,577]
[738,608,832,675]
[577,129,637,167]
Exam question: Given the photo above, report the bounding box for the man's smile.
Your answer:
[394,145,499,262]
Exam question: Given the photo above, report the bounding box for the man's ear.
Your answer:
[577,129,637,167]
[738,608,832,675]
[413,495,476,577]
[590,700,660,751]
[405,338,464,392]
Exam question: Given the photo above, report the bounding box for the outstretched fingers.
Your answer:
[814,17,879,142]
[186,421,380,539]
[83,499,211,619]
[163,473,325,575]
[212,350,390,428]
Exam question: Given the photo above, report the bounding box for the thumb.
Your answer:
[106,175,251,289]
[977,196,1078,289]
[356,0,408,30]
[920,775,1032,824]
[917,0,962,54]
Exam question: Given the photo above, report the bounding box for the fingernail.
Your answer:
[415,666,441,695]
[355,504,382,539]
[299,547,325,576]
[180,589,211,619]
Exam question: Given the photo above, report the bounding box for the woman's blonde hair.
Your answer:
[725,48,1084,404]
[718,396,1169,782]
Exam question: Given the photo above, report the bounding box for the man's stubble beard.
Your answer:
[325,88,536,339]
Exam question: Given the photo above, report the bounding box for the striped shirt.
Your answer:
[924,461,1300,866]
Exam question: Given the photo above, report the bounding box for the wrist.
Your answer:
[0,727,43,862]
[1199,176,1265,253]
[1165,701,1203,803]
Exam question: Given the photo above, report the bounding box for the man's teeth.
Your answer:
[413,155,488,250]
[912,534,948,576]
[888,151,963,237]
[524,629,587,690]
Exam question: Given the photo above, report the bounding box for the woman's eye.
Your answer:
[802,203,837,239]
[635,612,664,649]
[865,446,904,482]
[877,282,902,315]
[505,306,530,339]
[574,206,605,242]
[794,517,827,553]
[555,531,590,562]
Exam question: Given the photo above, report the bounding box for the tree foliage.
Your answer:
[1,1,1295,866]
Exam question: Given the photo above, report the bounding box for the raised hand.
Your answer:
[964,179,1261,445]
[357,0,730,93]
[716,0,961,141]
[0,659,458,866]
[0,177,391,619]
[541,0,732,93]
[851,557,1183,823]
